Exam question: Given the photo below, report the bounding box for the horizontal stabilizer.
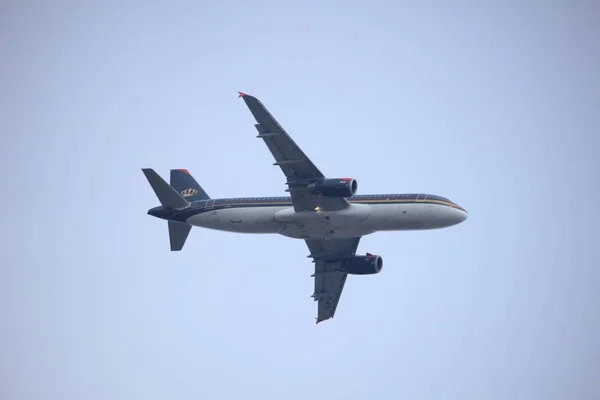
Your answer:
[142,168,190,210]
[168,220,192,251]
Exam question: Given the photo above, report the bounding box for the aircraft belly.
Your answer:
[186,207,285,234]
[186,203,455,236]
[364,203,431,231]
[275,203,374,239]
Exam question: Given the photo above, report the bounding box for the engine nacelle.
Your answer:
[340,253,383,275]
[307,178,358,197]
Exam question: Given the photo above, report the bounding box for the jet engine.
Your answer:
[341,253,383,275]
[307,178,358,197]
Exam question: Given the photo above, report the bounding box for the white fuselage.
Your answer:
[186,202,467,240]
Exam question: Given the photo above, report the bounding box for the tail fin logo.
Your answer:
[181,188,198,197]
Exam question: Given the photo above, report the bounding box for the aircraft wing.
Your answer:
[239,92,350,212]
[305,237,361,323]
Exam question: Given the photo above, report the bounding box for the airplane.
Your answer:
[142,92,468,324]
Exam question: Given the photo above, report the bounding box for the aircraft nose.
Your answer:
[454,207,468,224]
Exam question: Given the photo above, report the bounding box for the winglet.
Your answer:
[316,318,323,324]
[238,91,248,97]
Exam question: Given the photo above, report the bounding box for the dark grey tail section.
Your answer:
[143,168,193,251]
[170,169,210,201]
[168,221,191,251]
[142,168,190,210]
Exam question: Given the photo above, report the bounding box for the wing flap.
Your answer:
[240,93,323,181]
[239,92,350,212]
[306,238,361,323]
[314,262,348,323]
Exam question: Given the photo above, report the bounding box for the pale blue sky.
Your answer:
[2,1,599,399]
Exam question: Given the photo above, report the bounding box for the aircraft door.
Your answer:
[204,199,219,224]
[416,193,428,202]
[204,199,215,211]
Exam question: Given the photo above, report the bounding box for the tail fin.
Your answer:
[142,168,193,251]
[170,169,210,201]
[168,220,191,251]
[142,168,190,210]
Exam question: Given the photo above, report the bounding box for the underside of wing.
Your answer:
[306,237,361,323]
[239,92,351,212]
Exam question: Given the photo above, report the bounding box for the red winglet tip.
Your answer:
[238,91,247,97]
[179,169,191,175]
